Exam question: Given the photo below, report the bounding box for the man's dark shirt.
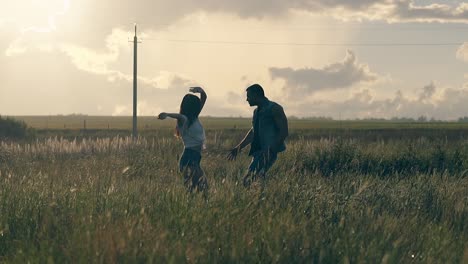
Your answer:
[249,98,286,156]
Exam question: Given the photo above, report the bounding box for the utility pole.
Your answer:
[132,24,141,139]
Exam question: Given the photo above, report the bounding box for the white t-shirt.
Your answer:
[178,117,206,150]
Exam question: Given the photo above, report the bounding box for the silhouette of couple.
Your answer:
[158,84,289,192]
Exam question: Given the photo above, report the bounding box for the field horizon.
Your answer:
[6,115,468,131]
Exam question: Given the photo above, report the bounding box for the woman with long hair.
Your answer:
[158,87,208,192]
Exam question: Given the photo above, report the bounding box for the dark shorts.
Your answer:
[179,148,202,172]
[248,150,278,175]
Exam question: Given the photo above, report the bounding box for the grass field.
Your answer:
[0,117,467,263]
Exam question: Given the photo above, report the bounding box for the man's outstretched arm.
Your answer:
[227,128,254,161]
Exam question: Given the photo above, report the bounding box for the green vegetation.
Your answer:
[0,121,467,263]
[0,116,32,140]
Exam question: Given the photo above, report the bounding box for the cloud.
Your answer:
[4,26,199,92]
[113,90,252,117]
[286,82,468,120]
[310,1,468,23]
[226,91,245,105]
[4,1,468,47]
[269,50,379,98]
[2,1,466,84]
[112,100,164,116]
[418,82,436,102]
[0,19,249,116]
[457,43,468,93]
[2,1,468,50]
[457,42,468,62]
[162,1,468,24]
[0,50,128,115]
[62,0,384,35]
[0,42,207,115]
[390,1,468,23]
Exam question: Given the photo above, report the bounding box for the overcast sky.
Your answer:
[0,0,467,119]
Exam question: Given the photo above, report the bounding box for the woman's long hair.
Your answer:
[176,94,201,136]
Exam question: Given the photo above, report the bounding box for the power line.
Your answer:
[140,38,464,47]
[136,23,468,31]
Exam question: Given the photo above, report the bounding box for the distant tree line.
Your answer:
[289,115,468,122]
[56,113,89,117]
[0,116,32,139]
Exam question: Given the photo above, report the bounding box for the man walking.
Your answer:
[227,84,289,187]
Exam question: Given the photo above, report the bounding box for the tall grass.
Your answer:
[0,130,467,263]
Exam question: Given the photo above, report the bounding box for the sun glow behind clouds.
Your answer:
[3,0,71,56]
[2,0,70,33]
